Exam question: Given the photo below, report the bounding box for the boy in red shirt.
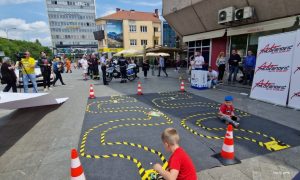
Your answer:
[153,128,197,180]
[218,96,240,128]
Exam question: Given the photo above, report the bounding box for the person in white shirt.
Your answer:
[100,54,108,85]
[207,66,218,88]
[216,51,226,83]
[194,51,205,70]
[80,55,88,80]
[158,55,168,77]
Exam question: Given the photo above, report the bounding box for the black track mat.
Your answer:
[78,91,300,180]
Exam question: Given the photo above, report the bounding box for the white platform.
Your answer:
[0,92,68,109]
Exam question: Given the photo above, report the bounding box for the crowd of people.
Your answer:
[0,49,256,93]
[76,53,169,84]
[189,49,257,89]
[0,51,67,93]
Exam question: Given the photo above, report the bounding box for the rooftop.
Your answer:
[96,9,161,23]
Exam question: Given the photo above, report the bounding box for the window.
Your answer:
[129,25,136,32]
[140,26,147,32]
[154,27,159,32]
[51,1,57,4]
[154,40,159,45]
[141,40,147,46]
[130,39,137,46]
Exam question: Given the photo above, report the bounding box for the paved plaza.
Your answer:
[0,69,299,179]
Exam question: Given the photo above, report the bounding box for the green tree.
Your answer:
[0,38,52,62]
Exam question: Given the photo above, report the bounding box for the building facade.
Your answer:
[163,0,300,69]
[45,0,98,54]
[95,9,161,54]
[162,21,176,48]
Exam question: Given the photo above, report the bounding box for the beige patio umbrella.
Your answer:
[146,52,170,57]
[114,49,144,57]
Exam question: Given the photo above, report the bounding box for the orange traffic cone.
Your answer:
[180,81,185,92]
[89,84,95,99]
[71,149,86,180]
[137,81,143,95]
[213,124,241,165]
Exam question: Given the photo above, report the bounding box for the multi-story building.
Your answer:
[162,21,176,48]
[95,8,161,54]
[45,0,98,54]
[163,0,300,69]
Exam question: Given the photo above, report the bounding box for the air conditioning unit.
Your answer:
[218,7,235,25]
[235,7,254,20]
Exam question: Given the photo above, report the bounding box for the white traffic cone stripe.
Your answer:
[71,173,86,180]
[222,144,234,152]
[225,132,233,139]
[71,157,81,168]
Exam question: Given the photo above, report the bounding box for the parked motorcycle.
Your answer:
[106,63,137,82]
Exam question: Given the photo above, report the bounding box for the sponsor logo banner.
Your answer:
[252,80,286,91]
[291,92,300,100]
[251,31,296,106]
[258,44,293,56]
[288,30,300,109]
[255,62,290,74]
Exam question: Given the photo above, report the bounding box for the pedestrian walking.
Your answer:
[38,51,52,91]
[216,51,226,83]
[65,58,72,73]
[16,51,38,93]
[158,55,168,77]
[52,57,66,86]
[228,50,241,83]
[100,54,108,85]
[142,59,150,78]
[1,57,17,92]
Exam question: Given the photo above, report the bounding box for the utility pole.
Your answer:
[3,28,17,39]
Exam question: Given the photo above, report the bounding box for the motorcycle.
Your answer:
[106,62,137,82]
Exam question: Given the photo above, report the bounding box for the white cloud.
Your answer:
[0,18,51,46]
[0,0,41,5]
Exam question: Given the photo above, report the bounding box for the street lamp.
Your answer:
[3,28,17,39]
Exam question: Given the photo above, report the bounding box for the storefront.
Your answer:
[182,15,299,70]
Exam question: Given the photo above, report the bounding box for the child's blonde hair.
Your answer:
[161,128,180,145]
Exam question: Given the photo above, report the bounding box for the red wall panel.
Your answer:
[211,37,227,70]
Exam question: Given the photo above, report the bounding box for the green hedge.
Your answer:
[0,38,52,62]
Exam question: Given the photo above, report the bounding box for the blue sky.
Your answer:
[0,0,162,46]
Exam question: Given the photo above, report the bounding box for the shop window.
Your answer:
[202,39,210,46]
[231,34,248,58]
[188,49,195,60]
[189,41,195,48]
[196,48,201,52]
[196,40,201,47]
